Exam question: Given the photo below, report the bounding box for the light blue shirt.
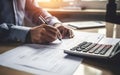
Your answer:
[0,0,61,43]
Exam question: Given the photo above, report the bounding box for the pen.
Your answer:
[38,15,48,24]
[38,15,62,41]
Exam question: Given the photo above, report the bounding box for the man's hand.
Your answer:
[29,24,62,44]
[54,23,74,39]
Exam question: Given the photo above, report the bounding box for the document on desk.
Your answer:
[0,31,104,75]
[64,21,105,29]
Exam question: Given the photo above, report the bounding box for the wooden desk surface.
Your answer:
[0,28,119,75]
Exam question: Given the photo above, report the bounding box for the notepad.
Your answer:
[64,21,105,29]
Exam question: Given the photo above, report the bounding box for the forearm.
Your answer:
[25,0,61,25]
[0,23,31,43]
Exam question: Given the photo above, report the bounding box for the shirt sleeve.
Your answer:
[0,23,31,43]
[25,0,61,25]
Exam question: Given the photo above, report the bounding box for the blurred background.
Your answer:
[35,0,120,9]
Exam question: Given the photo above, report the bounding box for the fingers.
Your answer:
[42,25,62,41]
[68,29,74,38]
[43,25,62,40]
[63,29,74,38]
[30,24,62,44]
[29,24,74,44]
[41,29,57,42]
[57,25,74,39]
[43,24,58,32]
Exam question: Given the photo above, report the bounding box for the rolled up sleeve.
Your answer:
[9,25,31,42]
[0,23,31,43]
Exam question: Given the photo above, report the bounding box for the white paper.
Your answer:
[0,31,104,75]
[39,31,105,50]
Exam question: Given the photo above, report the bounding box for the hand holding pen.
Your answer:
[29,23,62,44]
[28,16,73,44]
[39,15,62,41]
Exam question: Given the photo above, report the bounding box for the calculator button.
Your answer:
[76,47,82,51]
[70,46,78,51]
[78,41,88,46]
[94,45,105,54]
[89,44,101,53]
[82,43,97,52]
[100,45,112,55]
[80,42,92,49]
[70,41,88,51]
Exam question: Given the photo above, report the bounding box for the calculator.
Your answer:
[64,41,120,58]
